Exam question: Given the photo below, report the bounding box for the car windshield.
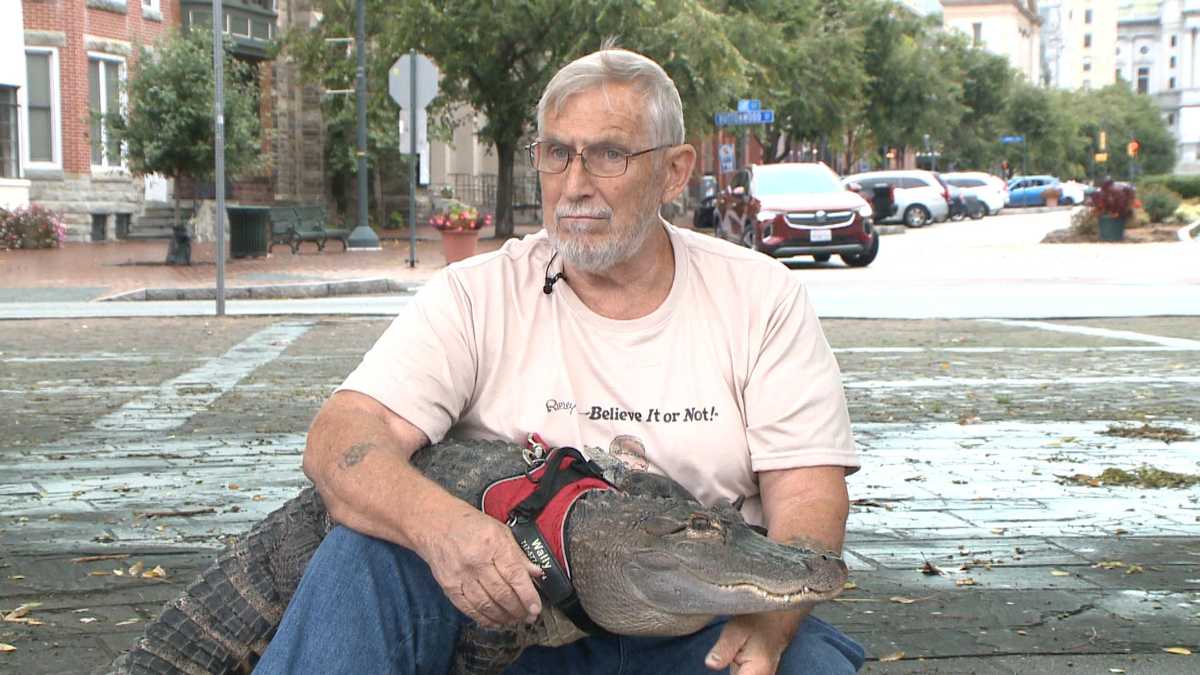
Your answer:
[754,167,842,195]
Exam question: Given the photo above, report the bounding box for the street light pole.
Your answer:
[346,0,380,250]
[212,0,226,315]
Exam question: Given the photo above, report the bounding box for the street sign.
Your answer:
[718,143,735,173]
[737,99,761,112]
[1127,140,1140,157]
[714,110,775,126]
[389,53,439,110]
[1094,152,1108,163]
[1000,135,1025,144]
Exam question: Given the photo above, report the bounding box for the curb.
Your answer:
[996,205,1077,215]
[875,225,906,236]
[1180,220,1200,243]
[100,277,418,302]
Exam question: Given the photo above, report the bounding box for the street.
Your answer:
[1,309,1197,674]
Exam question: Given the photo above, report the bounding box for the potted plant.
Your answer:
[1043,186,1062,207]
[1091,180,1137,242]
[429,200,492,263]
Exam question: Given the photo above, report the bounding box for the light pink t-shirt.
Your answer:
[338,225,858,525]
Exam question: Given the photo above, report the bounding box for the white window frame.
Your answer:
[87,51,127,174]
[142,0,159,9]
[21,47,62,171]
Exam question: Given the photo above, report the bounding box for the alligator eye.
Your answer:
[642,515,688,536]
[689,515,713,530]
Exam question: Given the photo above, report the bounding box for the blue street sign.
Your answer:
[737,99,761,112]
[714,110,775,126]
[1000,135,1026,144]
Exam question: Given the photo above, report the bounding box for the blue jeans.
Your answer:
[255,526,865,674]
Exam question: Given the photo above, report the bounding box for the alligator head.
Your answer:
[564,476,848,637]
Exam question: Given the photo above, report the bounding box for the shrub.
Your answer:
[1070,206,1098,236]
[1139,174,1200,199]
[0,205,68,250]
[1140,185,1182,223]
[1091,180,1137,220]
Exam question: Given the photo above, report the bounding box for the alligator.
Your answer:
[107,439,848,674]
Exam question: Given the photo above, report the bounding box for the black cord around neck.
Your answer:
[543,251,566,295]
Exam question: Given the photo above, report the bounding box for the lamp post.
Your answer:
[346,0,380,250]
[212,0,226,315]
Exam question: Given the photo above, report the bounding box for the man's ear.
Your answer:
[659,144,698,204]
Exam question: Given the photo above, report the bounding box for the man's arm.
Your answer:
[705,465,849,674]
[302,390,544,628]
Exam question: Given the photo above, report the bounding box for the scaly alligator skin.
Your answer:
[106,440,847,674]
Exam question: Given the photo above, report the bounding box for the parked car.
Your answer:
[1006,175,1084,207]
[942,171,1006,215]
[714,162,879,267]
[841,170,950,227]
[692,174,718,228]
[946,185,987,221]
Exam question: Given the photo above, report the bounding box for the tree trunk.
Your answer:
[494,140,516,239]
[166,174,181,264]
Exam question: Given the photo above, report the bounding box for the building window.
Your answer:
[24,49,58,166]
[88,55,124,169]
[1141,45,1150,55]
[1137,67,1150,94]
[0,87,18,179]
[1168,113,1176,126]
[1085,9,1093,24]
[1170,76,1176,89]
[972,22,982,46]
[1172,35,1178,48]
[1083,60,1092,72]
[1171,56,1177,68]
[1084,33,1092,49]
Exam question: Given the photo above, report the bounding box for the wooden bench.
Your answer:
[268,206,351,254]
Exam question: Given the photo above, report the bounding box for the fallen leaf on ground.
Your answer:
[1094,560,1126,569]
[1016,629,1027,635]
[79,617,97,624]
[1050,569,1071,576]
[1163,647,1192,655]
[991,528,1008,535]
[142,566,168,579]
[3,603,41,621]
[879,651,904,662]
[920,561,943,576]
[890,596,917,604]
[7,576,24,581]
[128,561,144,577]
[115,618,140,626]
[0,643,15,652]
[843,581,857,590]
[88,571,110,577]
[956,577,977,586]
[71,554,130,564]
[1110,668,1127,673]
[112,569,125,577]
[1125,564,1144,575]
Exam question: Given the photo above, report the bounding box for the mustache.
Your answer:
[555,205,613,221]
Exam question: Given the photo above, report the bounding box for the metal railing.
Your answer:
[446,173,541,211]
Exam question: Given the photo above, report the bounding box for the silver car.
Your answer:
[842,170,950,227]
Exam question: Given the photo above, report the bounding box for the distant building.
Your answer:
[1041,0,1119,90]
[1117,0,1200,173]
[1,2,30,210]
[942,0,1043,83]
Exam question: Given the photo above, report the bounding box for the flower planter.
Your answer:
[1044,194,1059,207]
[1098,215,1126,242]
[440,229,480,263]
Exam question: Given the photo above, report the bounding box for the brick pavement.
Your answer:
[1,316,1198,673]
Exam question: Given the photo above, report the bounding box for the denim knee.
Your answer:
[777,615,865,675]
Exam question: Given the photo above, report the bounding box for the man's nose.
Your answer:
[562,153,597,200]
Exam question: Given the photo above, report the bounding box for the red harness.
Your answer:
[479,443,616,634]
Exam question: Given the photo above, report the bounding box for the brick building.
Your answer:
[20,0,177,240]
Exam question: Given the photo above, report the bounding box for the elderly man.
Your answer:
[256,47,864,675]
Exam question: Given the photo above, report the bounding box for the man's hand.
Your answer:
[705,610,807,675]
[413,504,545,629]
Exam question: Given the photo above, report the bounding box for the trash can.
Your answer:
[227,206,272,258]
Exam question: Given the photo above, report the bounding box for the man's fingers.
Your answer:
[461,579,508,626]
[476,565,534,624]
[706,621,751,671]
[494,555,544,620]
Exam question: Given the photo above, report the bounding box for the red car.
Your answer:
[714,162,879,267]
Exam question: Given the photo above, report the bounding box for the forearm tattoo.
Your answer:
[337,442,375,469]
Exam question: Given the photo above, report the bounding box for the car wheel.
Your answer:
[841,232,879,267]
[813,253,831,263]
[968,201,986,220]
[903,205,931,228]
[1061,197,1075,206]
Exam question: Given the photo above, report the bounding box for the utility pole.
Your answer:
[346,0,380,250]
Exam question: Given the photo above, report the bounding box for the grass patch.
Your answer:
[1057,465,1200,489]
[1100,423,1196,443]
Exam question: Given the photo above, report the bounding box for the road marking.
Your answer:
[844,375,1200,389]
[980,319,1200,349]
[91,321,315,432]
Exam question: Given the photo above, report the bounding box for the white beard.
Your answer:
[549,193,663,273]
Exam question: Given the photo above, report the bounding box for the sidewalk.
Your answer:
[0,222,543,303]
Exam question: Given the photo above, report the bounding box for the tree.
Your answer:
[1070,84,1176,179]
[109,30,262,252]
[288,0,748,238]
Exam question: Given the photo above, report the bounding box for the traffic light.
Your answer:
[1127,139,1140,157]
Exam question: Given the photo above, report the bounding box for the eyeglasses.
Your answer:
[526,141,672,178]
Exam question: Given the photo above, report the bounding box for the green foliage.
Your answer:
[1139,174,1200,198]
[0,205,68,250]
[1139,185,1182,223]
[108,30,262,185]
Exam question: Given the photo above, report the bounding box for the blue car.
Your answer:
[1006,175,1077,207]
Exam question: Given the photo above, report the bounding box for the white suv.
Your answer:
[842,170,950,227]
[942,172,1006,216]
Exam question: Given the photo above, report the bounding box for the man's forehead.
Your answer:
[542,83,648,142]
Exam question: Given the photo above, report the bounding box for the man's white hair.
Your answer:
[536,46,685,146]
